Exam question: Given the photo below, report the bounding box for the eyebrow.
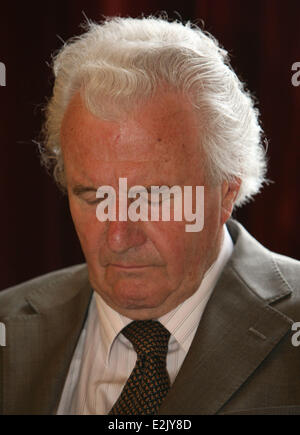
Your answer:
[72,183,174,196]
[72,185,97,196]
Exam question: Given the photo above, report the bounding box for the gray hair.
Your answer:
[41,16,267,206]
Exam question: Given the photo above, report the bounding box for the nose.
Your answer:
[106,220,147,253]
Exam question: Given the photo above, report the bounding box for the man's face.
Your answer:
[60,91,232,320]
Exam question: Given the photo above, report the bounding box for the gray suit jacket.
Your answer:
[0,220,300,415]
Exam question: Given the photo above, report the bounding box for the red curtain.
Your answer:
[1,0,299,290]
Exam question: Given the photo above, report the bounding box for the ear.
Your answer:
[220,178,241,224]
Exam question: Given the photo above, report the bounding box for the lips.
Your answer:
[110,264,150,269]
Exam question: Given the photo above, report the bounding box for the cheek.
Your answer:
[204,186,222,225]
[69,199,102,256]
[148,222,187,280]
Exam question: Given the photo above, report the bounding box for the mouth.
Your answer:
[110,264,151,270]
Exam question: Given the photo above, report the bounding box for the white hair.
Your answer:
[41,16,267,206]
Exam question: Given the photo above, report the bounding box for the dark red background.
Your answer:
[1,0,299,291]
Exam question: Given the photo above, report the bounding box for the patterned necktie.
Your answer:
[109,320,171,415]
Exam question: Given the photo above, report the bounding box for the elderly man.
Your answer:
[0,16,299,415]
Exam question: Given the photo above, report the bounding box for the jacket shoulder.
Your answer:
[227,219,300,308]
[0,264,88,319]
[272,251,300,289]
[270,252,300,319]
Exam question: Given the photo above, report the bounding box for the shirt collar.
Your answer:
[94,292,132,365]
[94,224,233,363]
[158,225,233,352]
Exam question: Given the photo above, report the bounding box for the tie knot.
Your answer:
[122,320,170,359]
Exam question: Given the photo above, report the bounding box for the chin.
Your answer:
[90,272,173,316]
[115,283,158,307]
[110,280,168,312]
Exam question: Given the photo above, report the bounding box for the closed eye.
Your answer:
[84,193,109,205]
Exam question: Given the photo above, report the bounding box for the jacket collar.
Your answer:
[25,265,92,314]
[159,219,294,415]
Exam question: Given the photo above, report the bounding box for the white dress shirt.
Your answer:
[57,225,233,415]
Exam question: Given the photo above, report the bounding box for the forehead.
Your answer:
[60,91,204,184]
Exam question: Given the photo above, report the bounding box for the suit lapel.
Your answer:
[1,266,92,415]
[159,220,294,415]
